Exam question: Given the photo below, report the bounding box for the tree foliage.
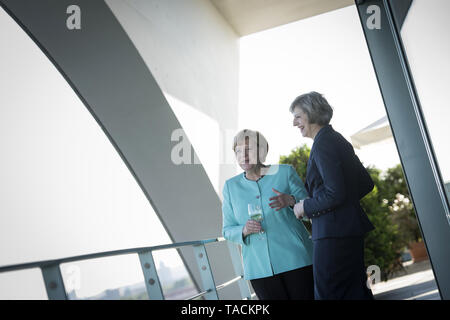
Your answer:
[279,145,310,181]
[361,167,405,280]
[280,145,311,233]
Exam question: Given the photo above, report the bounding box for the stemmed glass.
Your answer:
[248,203,264,240]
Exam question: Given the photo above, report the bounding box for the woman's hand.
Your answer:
[293,200,305,219]
[269,188,296,211]
[243,219,263,237]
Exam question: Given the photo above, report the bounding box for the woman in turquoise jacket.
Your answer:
[222,129,314,300]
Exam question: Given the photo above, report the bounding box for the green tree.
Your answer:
[279,145,311,233]
[279,145,310,181]
[379,164,421,243]
[379,165,410,206]
[361,167,405,280]
[388,194,421,245]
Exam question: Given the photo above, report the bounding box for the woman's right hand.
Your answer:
[243,219,263,237]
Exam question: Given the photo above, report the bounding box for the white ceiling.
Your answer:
[210,0,354,36]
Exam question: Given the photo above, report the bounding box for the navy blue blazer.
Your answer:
[303,125,375,240]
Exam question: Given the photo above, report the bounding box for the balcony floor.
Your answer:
[371,261,440,300]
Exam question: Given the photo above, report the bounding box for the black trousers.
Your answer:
[250,265,314,300]
[313,236,374,300]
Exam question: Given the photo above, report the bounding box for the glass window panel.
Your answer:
[60,254,146,300]
[0,268,47,300]
[400,0,450,214]
[152,249,198,300]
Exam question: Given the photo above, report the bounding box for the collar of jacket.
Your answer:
[310,124,333,155]
[314,124,333,142]
[240,164,278,183]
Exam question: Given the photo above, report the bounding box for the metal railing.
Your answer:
[0,237,253,300]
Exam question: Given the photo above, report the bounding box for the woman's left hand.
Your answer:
[293,200,305,219]
[269,188,296,211]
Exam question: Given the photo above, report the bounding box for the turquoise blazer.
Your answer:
[222,164,313,280]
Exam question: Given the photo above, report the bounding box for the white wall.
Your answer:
[106,0,240,196]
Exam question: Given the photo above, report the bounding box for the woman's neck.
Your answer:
[311,124,325,140]
[245,164,268,181]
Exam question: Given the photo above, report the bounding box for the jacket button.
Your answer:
[256,196,260,199]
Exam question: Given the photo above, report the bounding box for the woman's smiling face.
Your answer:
[292,106,312,138]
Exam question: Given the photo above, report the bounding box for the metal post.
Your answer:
[41,264,67,300]
[138,250,164,300]
[355,0,450,299]
[226,242,252,299]
[193,244,219,300]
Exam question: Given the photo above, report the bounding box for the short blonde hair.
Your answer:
[232,129,269,163]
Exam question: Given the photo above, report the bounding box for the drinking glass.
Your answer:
[248,203,264,239]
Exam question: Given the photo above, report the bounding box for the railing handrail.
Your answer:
[185,275,243,300]
[216,275,242,291]
[185,289,212,300]
[0,237,226,274]
[0,235,253,300]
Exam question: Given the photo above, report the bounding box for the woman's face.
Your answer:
[292,106,312,138]
[235,141,259,171]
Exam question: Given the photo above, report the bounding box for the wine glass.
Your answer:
[248,203,264,239]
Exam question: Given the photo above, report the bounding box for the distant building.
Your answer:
[158,261,173,285]
[102,289,121,300]
[67,290,77,300]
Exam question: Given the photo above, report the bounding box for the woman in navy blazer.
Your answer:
[290,92,375,300]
